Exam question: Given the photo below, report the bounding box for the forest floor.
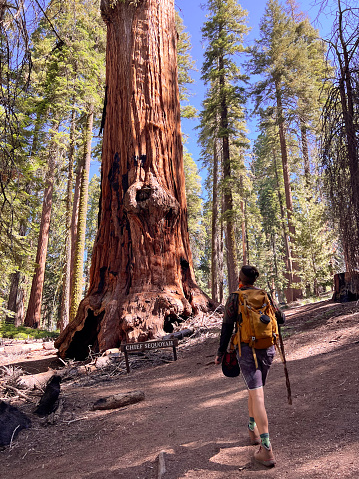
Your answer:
[1,297,359,479]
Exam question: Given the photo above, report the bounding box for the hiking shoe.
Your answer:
[254,445,276,467]
[248,426,260,445]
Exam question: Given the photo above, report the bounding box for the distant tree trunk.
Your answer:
[337,4,359,245]
[273,149,294,303]
[300,119,310,180]
[70,107,94,322]
[275,80,302,301]
[55,0,213,359]
[240,175,247,265]
[7,113,42,326]
[275,81,294,234]
[59,108,76,331]
[222,146,238,293]
[6,218,28,326]
[211,139,219,303]
[69,152,82,312]
[24,135,57,328]
[219,195,224,303]
[338,18,359,200]
[241,200,246,265]
[219,53,238,292]
[320,1,359,272]
[6,271,24,326]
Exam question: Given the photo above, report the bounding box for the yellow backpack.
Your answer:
[232,288,278,367]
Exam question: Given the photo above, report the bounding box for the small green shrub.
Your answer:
[0,322,59,340]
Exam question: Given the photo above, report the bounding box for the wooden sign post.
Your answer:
[120,339,179,373]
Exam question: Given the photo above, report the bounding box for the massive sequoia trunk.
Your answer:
[55,0,213,359]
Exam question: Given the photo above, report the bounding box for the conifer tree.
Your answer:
[249,0,328,301]
[22,0,106,329]
[200,0,249,293]
[321,0,359,271]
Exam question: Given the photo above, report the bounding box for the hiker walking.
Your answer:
[215,265,285,467]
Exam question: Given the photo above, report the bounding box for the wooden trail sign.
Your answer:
[120,339,178,373]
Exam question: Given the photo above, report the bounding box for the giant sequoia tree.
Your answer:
[55,0,213,359]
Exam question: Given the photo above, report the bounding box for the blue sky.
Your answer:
[90,0,335,183]
[177,0,335,185]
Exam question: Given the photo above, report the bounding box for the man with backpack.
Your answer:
[215,265,285,467]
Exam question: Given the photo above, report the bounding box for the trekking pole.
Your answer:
[277,324,292,405]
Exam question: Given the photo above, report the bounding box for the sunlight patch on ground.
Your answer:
[145,369,221,389]
[209,446,251,467]
[286,325,359,362]
[107,448,175,471]
[181,440,221,449]
[294,442,359,477]
[198,389,247,409]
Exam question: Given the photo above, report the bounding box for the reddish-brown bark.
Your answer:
[275,80,302,302]
[55,0,213,359]
[24,142,57,328]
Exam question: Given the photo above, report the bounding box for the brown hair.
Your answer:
[240,265,259,285]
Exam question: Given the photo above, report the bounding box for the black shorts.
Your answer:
[237,343,275,390]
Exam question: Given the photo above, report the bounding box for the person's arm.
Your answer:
[215,293,238,364]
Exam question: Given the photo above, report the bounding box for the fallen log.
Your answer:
[92,390,145,410]
[163,328,194,340]
[17,370,57,390]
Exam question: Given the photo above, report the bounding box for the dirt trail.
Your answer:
[1,299,359,478]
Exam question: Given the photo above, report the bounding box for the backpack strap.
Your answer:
[231,290,243,357]
[235,289,260,370]
[244,293,260,369]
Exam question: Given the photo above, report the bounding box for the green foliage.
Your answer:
[0,0,106,328]
[198,0,251,294]
[183,149,208,290]
[245,0,336,299]
[292,181,335,294]
[201,0,249,138]
[176,11,197,118]
[41,165,68,329]
[251,124,288,295]
[0,322,59,340]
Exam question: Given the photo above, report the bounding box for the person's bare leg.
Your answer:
[247,390,261,444]
[249,387,275,465]
[248,387,268,435]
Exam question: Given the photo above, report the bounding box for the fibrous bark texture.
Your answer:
[55,0,213,359]
[24,140,57,328]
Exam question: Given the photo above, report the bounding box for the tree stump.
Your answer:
[332,272,359,302]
